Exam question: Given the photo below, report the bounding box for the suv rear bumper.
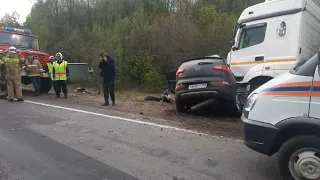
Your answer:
[179,91,220,99]
[176,85,236,101]
[242,114,280,156]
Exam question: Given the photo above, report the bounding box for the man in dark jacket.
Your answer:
[99,52,116,106]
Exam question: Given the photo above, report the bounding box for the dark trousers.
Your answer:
[52,81,57,92]
[103,81,115,103]
[30,76,41,94]
[55,80,67,95]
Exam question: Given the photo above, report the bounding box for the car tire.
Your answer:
[40,77,52,93]
[278,136,320,180]
[175,97,186,113]
[228,95,242,118]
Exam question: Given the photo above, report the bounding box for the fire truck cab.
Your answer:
[0,26,52,93]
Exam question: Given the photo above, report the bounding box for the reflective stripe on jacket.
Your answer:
[53,60,68,80]
[3,55,22,79]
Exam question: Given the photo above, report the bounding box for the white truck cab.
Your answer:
[228,0,320,105]
[242,52,320,180]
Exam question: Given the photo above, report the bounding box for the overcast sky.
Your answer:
[1,0,35,23]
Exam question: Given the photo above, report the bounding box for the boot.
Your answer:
[8,99,13,102]
[102,102,109,106]
[55,94,60,98]
[17,98,24,102]
[64,93,67,98]
[112,101,115,106]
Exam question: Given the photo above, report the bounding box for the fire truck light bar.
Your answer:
[0,26,32,35]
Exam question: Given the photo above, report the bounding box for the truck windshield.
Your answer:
[0,32,39,50]
[238,24,267,49]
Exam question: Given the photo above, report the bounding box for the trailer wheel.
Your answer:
[40,77,52,93]
[278,136,320,180]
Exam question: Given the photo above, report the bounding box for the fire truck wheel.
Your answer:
[21,76,32,85]
[40,78,52,93]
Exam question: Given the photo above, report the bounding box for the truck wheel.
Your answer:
[278,136,320,180]
[40,78,52,93]
[175,97,186,113]
[21,76,32,85]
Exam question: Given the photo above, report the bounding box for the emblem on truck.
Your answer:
[277,21,287,38]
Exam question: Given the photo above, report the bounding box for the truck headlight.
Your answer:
[244,93,258,112]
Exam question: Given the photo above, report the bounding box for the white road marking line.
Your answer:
[25,100,242,141]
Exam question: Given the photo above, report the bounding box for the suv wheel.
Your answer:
[278,136,320,180]
[228,94,242,117]
[175,97,186,113]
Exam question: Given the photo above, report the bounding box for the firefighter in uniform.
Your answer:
[3,46,25,102]
[0,50,6,98]
[52,52,69,98]
[25,51,43,96]
[46,56,56,92]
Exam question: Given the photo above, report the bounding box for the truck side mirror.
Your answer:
[232,46,237,51]
[229,39,235,47]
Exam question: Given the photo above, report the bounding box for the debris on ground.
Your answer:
[191,99,215,111]
[145,89,175,104]
[145,71,176,104]
[74,87,100,95]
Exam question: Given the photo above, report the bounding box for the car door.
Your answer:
[230,20,268,79]
[309,62,320,117]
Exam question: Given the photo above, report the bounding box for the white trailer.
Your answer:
[227,0,320,105]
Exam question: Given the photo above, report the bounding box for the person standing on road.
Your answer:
[45,56,56,92]
[3,46,25,102]
[99,52,116,106]
[0,50,6,98]
[52,52,70,98]
[25,51,43,96]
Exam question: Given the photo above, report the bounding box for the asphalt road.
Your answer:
[0,97,280,180]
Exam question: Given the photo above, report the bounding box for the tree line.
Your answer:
[1,0,263,92]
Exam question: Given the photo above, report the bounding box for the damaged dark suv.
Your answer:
[175,55,241,117]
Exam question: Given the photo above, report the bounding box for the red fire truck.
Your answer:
[0,26,52,93]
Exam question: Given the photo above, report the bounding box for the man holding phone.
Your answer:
[99,52,116,106]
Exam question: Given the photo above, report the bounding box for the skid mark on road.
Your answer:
[25,100,242,142]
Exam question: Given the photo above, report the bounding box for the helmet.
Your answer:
[49,56,54,60]
[8,46,17,54]
[55,52,63,60]
[27,51,34,58]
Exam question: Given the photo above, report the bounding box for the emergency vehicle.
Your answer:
[227,0,320,106]
[243,52,320,180]
[0,26,51,93]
